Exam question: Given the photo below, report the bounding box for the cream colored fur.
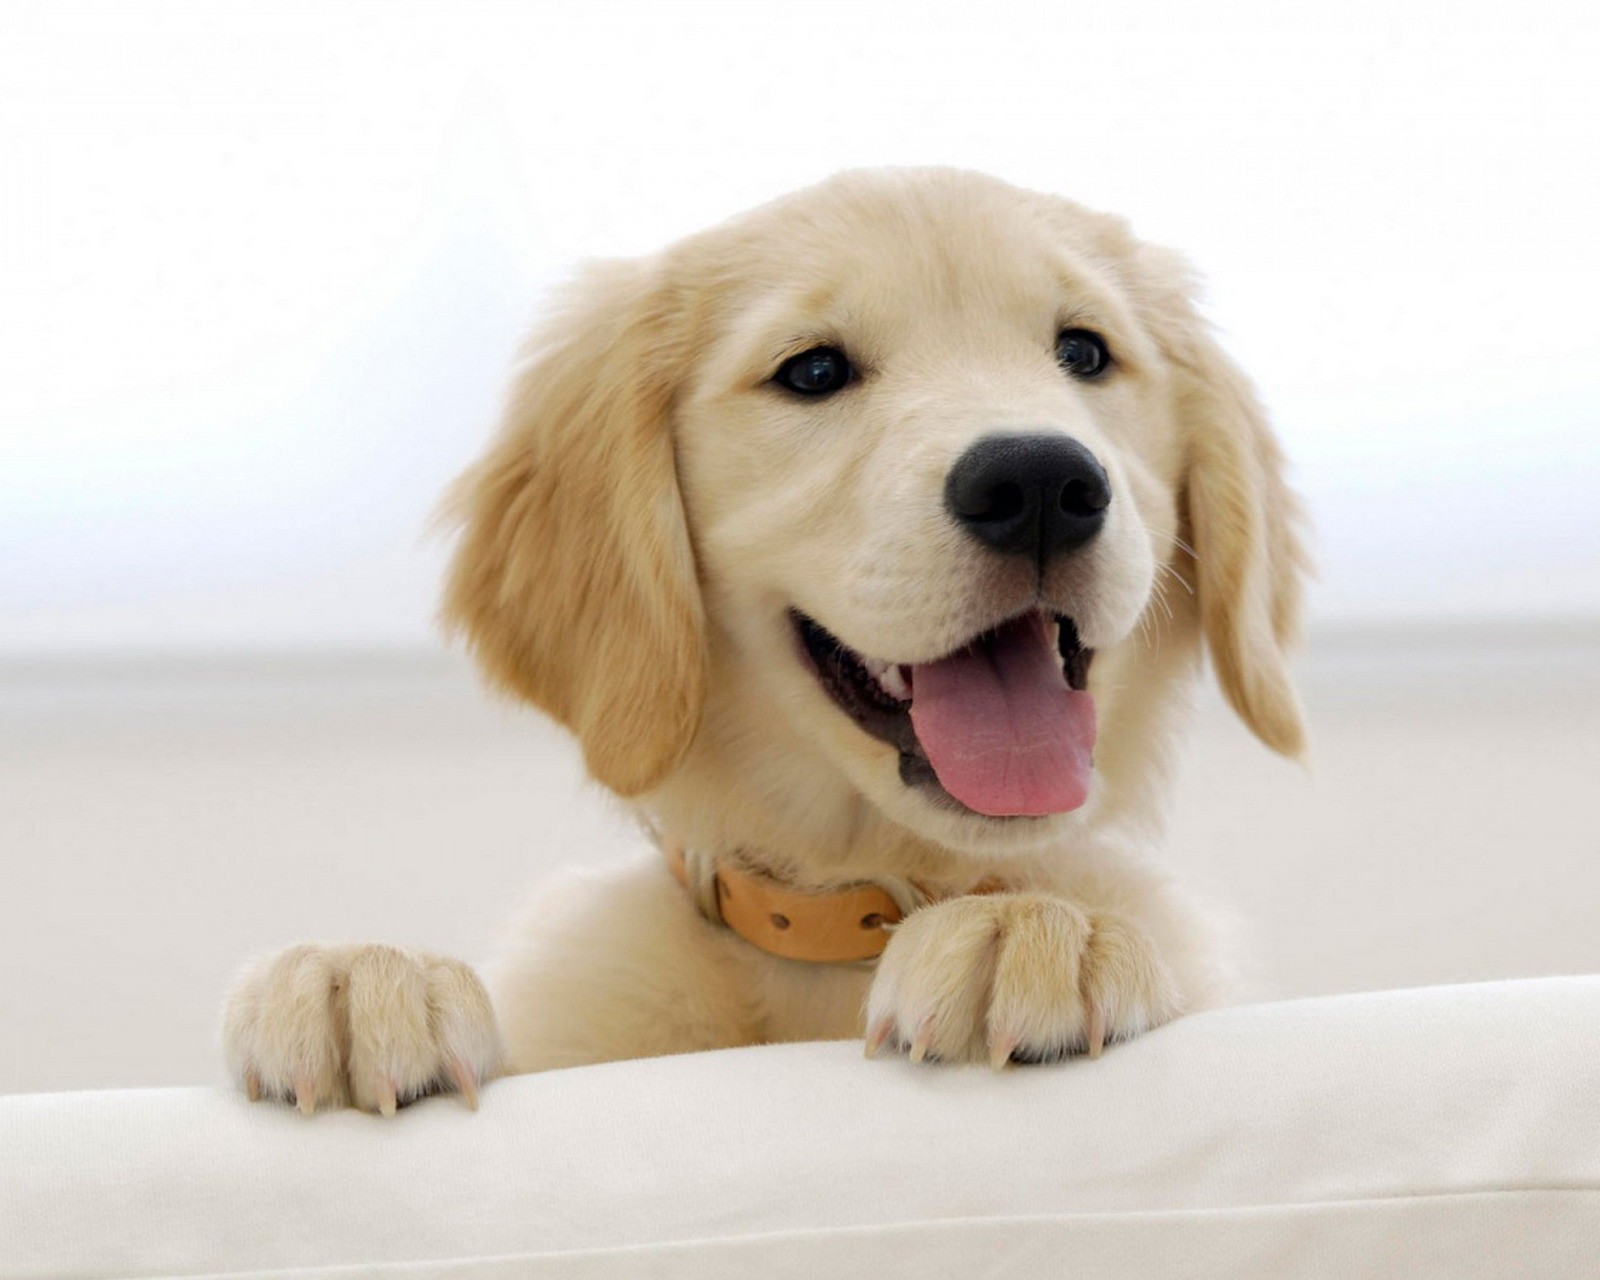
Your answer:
[222,168,1306,1112]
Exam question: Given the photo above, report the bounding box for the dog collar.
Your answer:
[663,840,1008,964]
[664,841,919,963]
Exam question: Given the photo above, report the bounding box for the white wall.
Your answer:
[4,0,1598,652]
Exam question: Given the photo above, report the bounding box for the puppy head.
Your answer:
[444,169,1306,853]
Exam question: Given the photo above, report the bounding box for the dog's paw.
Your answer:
[864,893,1182,1067]
[222,943,503,1115]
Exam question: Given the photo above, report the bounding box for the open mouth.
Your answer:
[794,610,1097,819]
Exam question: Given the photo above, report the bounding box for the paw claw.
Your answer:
[376,1080,397,1118]
[988,1034,1017,1071]
[294,1074,317,1117]
[863,1017,894,1060]
[1086,1000,1107,1060]
[447,1056,480,1111]
[244,1069,262,1102]
[908,1017,934,1064]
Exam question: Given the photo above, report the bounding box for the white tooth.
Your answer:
[879,665,910,701]
[861,655,887,677]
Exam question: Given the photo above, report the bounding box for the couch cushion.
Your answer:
[3,977,1597,1278]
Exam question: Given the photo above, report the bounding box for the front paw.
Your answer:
[222,943,503,1115]
[865,894,1182,1067]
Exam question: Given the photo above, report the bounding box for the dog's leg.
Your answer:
[221,857,761,1113]
[222,943,503,1115]
[486,855,766,1073]
[864,863,1230,1067]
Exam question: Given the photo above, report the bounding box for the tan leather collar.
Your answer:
[665,841,1004,964]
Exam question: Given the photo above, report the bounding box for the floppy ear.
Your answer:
[441,261,706,796]
[1172,324,1311,758]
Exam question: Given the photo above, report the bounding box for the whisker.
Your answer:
[1148,576,1175,625]
[1156,559,1195,597]
[1158,582,1175,624]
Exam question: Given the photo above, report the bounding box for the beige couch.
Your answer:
[4,978,1597,1278]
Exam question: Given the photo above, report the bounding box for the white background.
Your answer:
[4,0,1598,653]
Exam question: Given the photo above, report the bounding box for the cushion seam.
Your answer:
[119,1185,1600,1280]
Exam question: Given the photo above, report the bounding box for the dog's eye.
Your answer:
[774,346,854,396]
[1056,329,1111,379]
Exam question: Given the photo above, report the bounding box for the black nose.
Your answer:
[945,433,1111,561]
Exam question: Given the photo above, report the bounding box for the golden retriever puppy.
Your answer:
[222,168,1305,1114]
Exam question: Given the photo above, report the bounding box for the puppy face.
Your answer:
[444,170,1305,858]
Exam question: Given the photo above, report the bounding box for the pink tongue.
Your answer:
[908,614,1095,817]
